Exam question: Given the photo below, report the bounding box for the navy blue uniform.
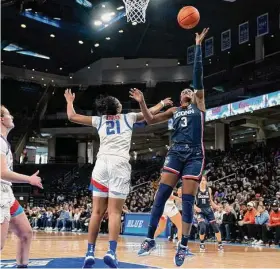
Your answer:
[196,187,215,222]
[163,104,205,180]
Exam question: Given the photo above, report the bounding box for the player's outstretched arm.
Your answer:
[130,89,174,124]
[193,28,209,112]
[64,89,92,126]
[0,155,43,188]
[209,187,219,210]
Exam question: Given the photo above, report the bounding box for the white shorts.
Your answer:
[90,155,131,199]
[162,204,180,219]
[0,183,15,224]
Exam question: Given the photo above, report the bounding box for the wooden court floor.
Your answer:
[1,231,280,268]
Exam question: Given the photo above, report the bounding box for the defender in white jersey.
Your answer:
[64,89,173,268]
[0,105,42,267]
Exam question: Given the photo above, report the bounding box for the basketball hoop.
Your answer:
[122,0,150,23]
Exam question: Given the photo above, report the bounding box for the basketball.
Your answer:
[177,6,200,29]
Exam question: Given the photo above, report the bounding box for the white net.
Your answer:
[122,0,150,23]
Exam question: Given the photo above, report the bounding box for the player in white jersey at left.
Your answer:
[64,89,173,268]
[0,105,43,268]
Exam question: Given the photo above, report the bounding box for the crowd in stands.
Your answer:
[21,143,280,247]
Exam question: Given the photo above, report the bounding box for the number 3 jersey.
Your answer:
[92,113,137,160]
[170,104,205,146]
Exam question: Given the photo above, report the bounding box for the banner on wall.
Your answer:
[267,91,280,107]
[221,29,231,51]
[206,104,230,121]
[205,37,214,58]
[187,45,195,64]
[257,13,269,37]
[239,21,249,44]
[230,95,266,116]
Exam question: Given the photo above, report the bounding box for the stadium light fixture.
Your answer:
[94,43,100,47]
[21,24,27,28]
[94,20,102,26]
[60,67,62,70]
[119,29,124,33]
[132,22,137,26]
[106,37,111,40]
[101,12,115,22]
[50,34,55,38]
[117,6,124,10]
[79,40,84,44]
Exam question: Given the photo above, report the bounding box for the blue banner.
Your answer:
[257,13,269,37]
[205,37,214,58]
[123,213,170,237]
[221,29,231,51]
[267,91,280,107]
[187,45,195,64]
[239,21,249,44]
[206,104,230,121]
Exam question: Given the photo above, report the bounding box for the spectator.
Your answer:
[221,205,236,242]
[254,205,269,245]
[268,201,280,247]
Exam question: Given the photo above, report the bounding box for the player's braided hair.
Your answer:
[95,95,120,115]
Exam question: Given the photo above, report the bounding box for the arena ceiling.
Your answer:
[1,0,279,76]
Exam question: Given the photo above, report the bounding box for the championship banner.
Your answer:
[187,45,195,64]
[230,95,266,116]
[205,104,230,121]
[123,213,169,237]
[205,37,214,58]
[257,13,269,37]
[221,29,231,51]
[239,21,249,44]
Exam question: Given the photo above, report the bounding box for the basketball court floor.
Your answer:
[1,231,280,268]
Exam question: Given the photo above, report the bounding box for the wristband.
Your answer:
[160,100,165,107]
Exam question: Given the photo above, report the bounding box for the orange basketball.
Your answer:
[177,6,200,30]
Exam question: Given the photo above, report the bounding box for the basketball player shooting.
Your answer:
[64,89,172,268]
[130,28,209,267]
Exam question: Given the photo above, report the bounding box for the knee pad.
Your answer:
[198,221,207,235]
[182,194,195,223]
[210,221,220,233]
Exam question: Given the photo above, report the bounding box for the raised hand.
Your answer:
[162,97,173,107]
[195,28,209,45]
[64,89,75,103]
[129,88,144,103]
[29,170,43,189]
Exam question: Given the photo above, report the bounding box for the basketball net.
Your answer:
[122,0,150,23]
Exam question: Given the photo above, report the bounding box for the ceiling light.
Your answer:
[45,69,48,72]
[106,37,111,40]
[119,29,124,33]
[248,43,251,46]
[94,43,99,47]
[52,80,54,82]
[21,24,27,28]
[228,51,230,54]
[70,76,73,79]
[145,63,149,66]
[1,61,3,63]
[79,40,84,44]
[88,66,91,69]
[102,4,106,8]
[25,8,32,11]
[31,76,34,79]
[117,6,124,10]
[50,34,55,38]
[60,67,62,70]
[271,34,274,38]
[177,62,180,65]
[116,64,119,68]
[32,69,35,71]
[41,78,44,81]
[132,22,137,26]
[104,24,108,28]
[23,65,26,67]
[94,20,102,26]
[101,12,115,22]
[54,17,61,20]
[44,84,46,86]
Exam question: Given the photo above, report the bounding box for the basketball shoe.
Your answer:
[138,238,156,256]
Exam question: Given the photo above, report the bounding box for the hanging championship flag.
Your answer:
[205,37,214,58]
[187,45,195,64]
[239,21,249,44]
[221,29,231,51]
[257,13,269,37]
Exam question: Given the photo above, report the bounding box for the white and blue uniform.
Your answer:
[90,113,137,199]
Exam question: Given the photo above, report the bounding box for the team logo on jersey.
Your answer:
[174,109,195,119]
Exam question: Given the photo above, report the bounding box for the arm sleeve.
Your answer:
[193,45,204,90]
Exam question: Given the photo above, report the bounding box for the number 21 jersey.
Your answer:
[92,113,137,160]
[170,104,205,146]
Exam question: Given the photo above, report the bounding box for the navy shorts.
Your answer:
[162,144,204,181]
[198,207,215,223]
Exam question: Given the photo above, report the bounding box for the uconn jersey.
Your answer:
[163,104,205,180]
[196,188,215,222]
[171,104,204,146]
[90,113,137,199]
